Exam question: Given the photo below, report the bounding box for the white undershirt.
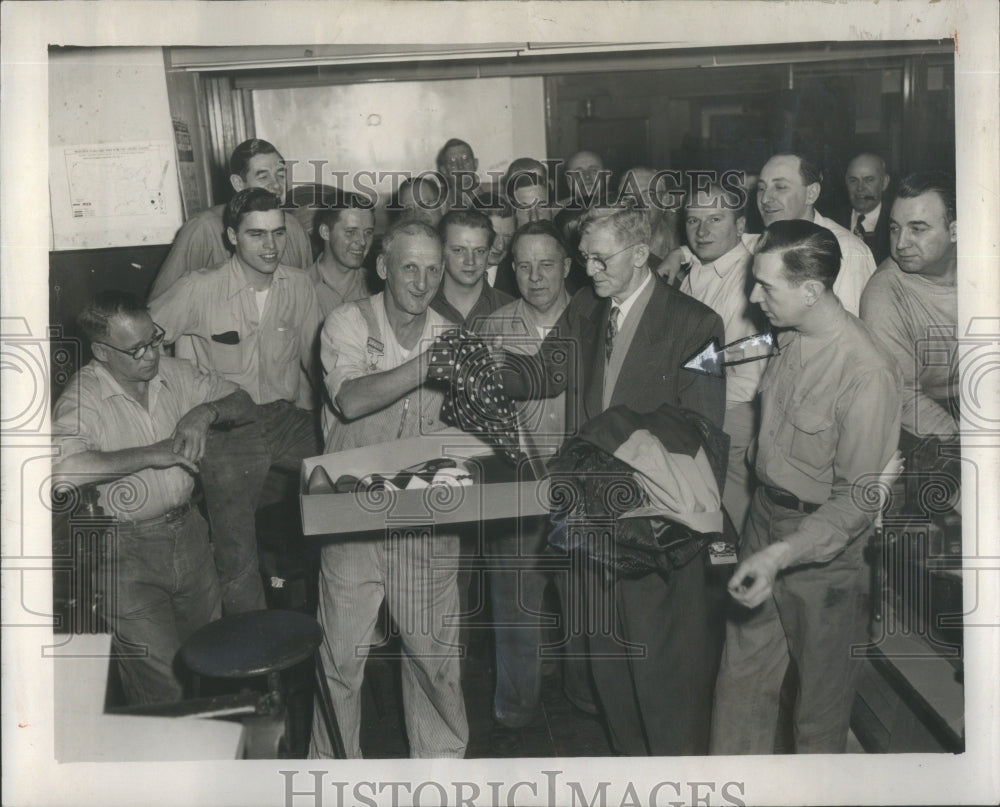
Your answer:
[254,287,271,316]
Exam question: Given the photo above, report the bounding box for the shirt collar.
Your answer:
[93,360,167,402]
[225,253,288,299]
[851,202,881,232]
[614,267,653,319]
[693,241,749,278]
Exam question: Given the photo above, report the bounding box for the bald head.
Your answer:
[845,153,890,216]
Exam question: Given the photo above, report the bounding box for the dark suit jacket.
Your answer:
[832,200,893,266]
[504,275,727,434]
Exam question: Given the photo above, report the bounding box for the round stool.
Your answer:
[180,610,345,758]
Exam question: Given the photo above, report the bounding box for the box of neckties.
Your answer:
[299,428,551,536]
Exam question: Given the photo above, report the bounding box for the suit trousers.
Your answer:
[584,555,719,755]
[710,489,869,754]
[309,530,468,759]
[200,401,320,614]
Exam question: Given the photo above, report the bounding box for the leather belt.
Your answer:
[115,500,194,532]
[763,486,821,514]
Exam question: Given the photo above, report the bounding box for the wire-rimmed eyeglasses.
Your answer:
[579,243,642,273]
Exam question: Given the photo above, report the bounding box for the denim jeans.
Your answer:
[486,516,553,728]
[200,401,320,614]
[109,507,221,705]
[710,489,869,754]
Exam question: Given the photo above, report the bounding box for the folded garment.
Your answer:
[428,328,523,464]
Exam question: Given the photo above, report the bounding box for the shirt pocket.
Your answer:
[786,406,834,474]
[269,325,301,393]
[209,339,245,376]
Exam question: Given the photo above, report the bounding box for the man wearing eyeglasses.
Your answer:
[501,205,726,755]
[150,187,323,614]
[52,291,256,705]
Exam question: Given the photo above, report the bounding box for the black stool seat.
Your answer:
[181,610,322,678]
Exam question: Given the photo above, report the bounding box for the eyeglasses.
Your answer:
[579,243,642,273]
[95,324,166,360]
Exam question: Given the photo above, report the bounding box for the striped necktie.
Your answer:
[853,213,866,238]
[606,306,620,362]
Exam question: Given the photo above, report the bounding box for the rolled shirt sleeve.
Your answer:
[320,304,370,413]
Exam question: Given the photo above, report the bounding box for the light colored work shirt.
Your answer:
[149,204,313,300]
[320,293,450,453]
[754,303,901,567]
[475,291,571,455]
[680,241,766,406]
[52,358,237,520]
[150,254,321,406]
[306,258,369,318]
[860,258,959,438]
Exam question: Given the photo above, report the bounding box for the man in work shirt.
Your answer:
[150,187,322,614]
[149,138,313,300]
[475,220,573,753]
[431,208,513,329]
[680,182,768,533]
[307,197,376,318]
[711,219,901,754]
[52,291,255,704]
[310,220,467,759]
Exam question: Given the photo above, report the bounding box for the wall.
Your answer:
[48,47,184,250]
[252,76,546,212]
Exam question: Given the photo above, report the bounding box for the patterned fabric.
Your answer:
[427,328,523,463]
[853,213,866,238]
[605,305,620,361]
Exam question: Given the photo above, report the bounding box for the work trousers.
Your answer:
[722,400,758,536]
[310,530,468,759]
[200,400,320,614]
[110,507,221,705]
[711,489,869,754]
[486,515,552,728]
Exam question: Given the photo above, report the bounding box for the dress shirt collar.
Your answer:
[851,202,881,234]
[613,267,653,321]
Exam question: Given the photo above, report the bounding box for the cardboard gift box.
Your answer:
[300,428,551,537]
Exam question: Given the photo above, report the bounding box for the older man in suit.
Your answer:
[502,204,726,755]
[834,152,892,265]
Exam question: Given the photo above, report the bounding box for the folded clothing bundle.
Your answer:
[306,458,473,495]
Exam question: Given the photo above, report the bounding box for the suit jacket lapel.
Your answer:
[611,281,670,408]
[582,299,609,422]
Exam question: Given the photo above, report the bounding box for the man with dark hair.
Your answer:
[860,171,959,441]
[149,138,312,299]
[431,208,513,328]
[711,219,901,754]
[395,175,449,227]
[52,291,255,704]
[503,204,727,756]
[504,158,559,229]
[436,138,479,207]
[485,199,518,296]
[308,198,375,317]
[834,152,893,265]
[149,188,322,614]
[680,182,767,534]
[475,220,572,752]
[311,219,467,759]
[754,151,876,314]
